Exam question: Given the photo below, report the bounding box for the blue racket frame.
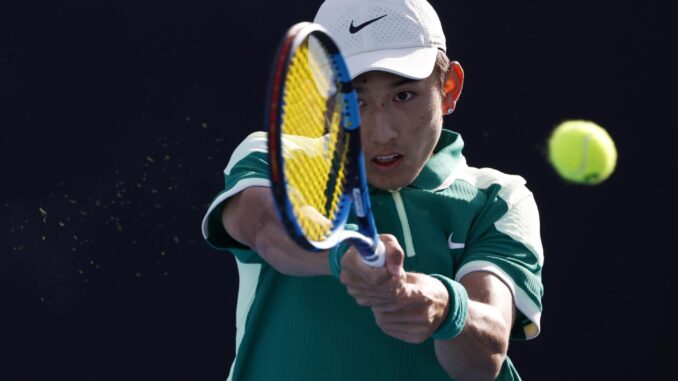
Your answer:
[266,22,384,266]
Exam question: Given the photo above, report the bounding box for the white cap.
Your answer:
[314,0,446,80]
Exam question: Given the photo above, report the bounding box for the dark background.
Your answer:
[1,0,674,380]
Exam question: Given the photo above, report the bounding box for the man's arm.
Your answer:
[434,272,514,381]
[340,244,514,381]
[222,186,331,276]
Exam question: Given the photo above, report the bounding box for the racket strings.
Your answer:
[281,40,349,241]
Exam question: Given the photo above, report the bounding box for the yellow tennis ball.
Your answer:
[548,120,618,185]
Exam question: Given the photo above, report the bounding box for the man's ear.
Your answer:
[442,61,464,115]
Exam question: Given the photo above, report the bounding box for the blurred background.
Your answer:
[1,0,674,380]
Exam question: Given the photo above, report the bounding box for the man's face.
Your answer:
[354,70,444,190]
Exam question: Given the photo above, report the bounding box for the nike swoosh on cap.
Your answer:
[448,232,465,250]
[349,14,387,34]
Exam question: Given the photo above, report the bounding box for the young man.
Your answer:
[202,1,544,380]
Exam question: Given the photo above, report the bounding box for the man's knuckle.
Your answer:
[367,275,380,286]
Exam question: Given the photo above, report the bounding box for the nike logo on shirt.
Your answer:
[349,14,387,34]
[448,233,465,249]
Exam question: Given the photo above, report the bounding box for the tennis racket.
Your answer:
[266,22,385,267]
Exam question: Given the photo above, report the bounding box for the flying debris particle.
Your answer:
[201,122,208,129]
[135,272,141,278]
[163,155,170,161]
[160,251,166,256]
[151,189,158,194]
[146,156,155,163]
[42,235,46,241]
[73,235,78,241]
[186,116,191,122]
[173,236,180,244]
[39,207,48,222]
[115,223,123,232]
[80,211,88,216]
[69,199,77,204]
[58,221,65,227]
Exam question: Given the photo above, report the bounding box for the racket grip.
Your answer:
[360,239,385,268]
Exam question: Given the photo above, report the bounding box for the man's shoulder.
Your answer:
[225,131,269,175]
[454,164,533,206]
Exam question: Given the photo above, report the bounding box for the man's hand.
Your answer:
[339,235,450,344]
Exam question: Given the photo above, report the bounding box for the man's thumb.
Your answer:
[386,246,404,277]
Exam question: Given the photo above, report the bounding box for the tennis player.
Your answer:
[202,0,544,380]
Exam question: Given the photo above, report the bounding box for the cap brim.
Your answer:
[345,46,439,80]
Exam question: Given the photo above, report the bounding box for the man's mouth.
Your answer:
[371,153,403,168]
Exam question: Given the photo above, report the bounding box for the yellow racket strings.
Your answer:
[282,38,348,242]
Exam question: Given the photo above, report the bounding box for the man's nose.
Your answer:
[365,106,398,145]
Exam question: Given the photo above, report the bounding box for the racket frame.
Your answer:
[266,22,384,266]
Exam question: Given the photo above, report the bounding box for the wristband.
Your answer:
[430,274,469,340]
[328,224,358,278]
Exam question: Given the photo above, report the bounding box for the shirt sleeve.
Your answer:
[456,181,544,340]
[201,131,270,263]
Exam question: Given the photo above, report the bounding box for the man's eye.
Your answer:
[394,91,414,102]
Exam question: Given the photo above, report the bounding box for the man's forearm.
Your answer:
[434,299,510,381]
[433,272,515,381]
[253,214,331,276]
[222,187,331,276]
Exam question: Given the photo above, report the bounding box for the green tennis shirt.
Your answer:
[202,130,544,381]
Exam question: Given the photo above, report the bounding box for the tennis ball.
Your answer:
[548,120,617,185]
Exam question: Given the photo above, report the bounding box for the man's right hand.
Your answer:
[339,234,406,306]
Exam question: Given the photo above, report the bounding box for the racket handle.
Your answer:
[360,239,385,268]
